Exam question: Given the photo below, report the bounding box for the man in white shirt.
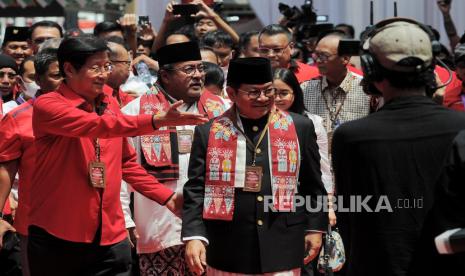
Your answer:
[121,41,227,275]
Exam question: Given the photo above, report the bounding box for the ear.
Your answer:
[226,86,237,102]
[16,75,24,89]
[159,70,170,85]
[288,42,295,50]
[63,62,76,79]
[340,55,351,66]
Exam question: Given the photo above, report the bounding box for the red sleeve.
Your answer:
[33,94,155,139]
[119,90,136,108]
[121,138,174,205]
[2,200,11,215]
[0,114,22,162]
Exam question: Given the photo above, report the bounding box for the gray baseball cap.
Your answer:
[364,18,433,73]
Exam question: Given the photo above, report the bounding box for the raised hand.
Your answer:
[153,100,209,128]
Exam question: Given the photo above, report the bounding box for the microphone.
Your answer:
[435,228,465,254]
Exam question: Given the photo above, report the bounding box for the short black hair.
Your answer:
[34,48,59,77]
[204,61,224,89]
[93,21,123,37]
[335,23,355,39]
[273,68,307,115]
[239,31,259,51]
[57,36,109,78]
[258,24,292,43]
[29,21,63,39]
[381,66,436,94]
[201,30,234,49]
[172,25,196,41]
[19,56,35,77]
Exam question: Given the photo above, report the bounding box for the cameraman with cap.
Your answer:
[332,18,465,276]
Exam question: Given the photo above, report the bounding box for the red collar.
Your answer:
[57,83,110,112]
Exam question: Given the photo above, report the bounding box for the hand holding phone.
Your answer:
[172,4,200,16]
[138,16,150,26]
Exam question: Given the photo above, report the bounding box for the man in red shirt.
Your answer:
[26,36,207,275]
[258,24,320,83]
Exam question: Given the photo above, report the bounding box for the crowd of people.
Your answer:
[0,0,464,275]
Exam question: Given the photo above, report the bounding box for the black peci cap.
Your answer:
[3,26,29,46]
[157,41,201,67]
[227,57,273,86]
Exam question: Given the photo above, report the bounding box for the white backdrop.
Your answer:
[138,0,465,50]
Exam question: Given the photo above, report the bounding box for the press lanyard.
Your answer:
[231,108,272,166]
[95,138,101,162]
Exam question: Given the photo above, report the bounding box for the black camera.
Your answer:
[278,0,317,28]
[338,39,362,56]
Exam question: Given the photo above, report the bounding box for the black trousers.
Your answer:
[27,225,132,276]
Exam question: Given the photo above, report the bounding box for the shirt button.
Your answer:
[257,219,263,226]
[252,126,259,132]
[255,148,262,154]
[257,195,263,202]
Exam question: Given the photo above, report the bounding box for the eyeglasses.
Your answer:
[167,64,205,76]
[237,87,277,100]
[0,72,17,79]
[275,90,294,98]
[111,60,131,67]
[87,64,113,75]
[311,52,337,63]
[258,42,291,56]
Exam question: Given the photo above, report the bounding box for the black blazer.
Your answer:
[182,112,328,274]
[332,96,465,276]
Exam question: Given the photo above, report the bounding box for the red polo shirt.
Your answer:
[0,101,35,235]
[30,83,174,245]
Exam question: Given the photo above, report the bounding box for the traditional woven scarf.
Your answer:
[203,106,300,221]
[139,84,226,181]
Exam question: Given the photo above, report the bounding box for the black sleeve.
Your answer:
[331,125,352,261]
[182,123,210,239]
[297,116,328,231]
[432,130,465,232]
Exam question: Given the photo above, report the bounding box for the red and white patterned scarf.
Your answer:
[139,84,226,181]
[203,107,300,221]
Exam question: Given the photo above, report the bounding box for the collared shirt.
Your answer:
[121,96,195,253]
[301,70,371,133]
[30,83,174,245]
[0,100,34,235]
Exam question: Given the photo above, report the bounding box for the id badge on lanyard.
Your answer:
[89,138,106,189]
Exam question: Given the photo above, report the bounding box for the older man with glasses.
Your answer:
[258,24,319,83]
[120,41,227,276]
[301,31,372,152]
